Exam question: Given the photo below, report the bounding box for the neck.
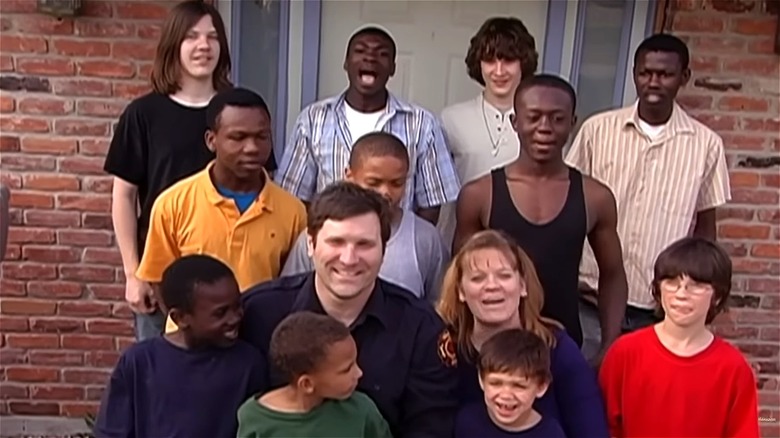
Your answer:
[655,320,712,352]
[637,101,674,126]
[482,90,513,112]
[166,330,208,351]
[471,313,522,350]
[260,385,323,414]
[345,88,388,113]
[314,274,373,327]
[172,75,216,104]
[210,164,265,193]
[509,153,568,178]
[492,408,541,433]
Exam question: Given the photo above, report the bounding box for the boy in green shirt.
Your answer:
[237,311,392,437]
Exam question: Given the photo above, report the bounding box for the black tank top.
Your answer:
[488,167,588,346]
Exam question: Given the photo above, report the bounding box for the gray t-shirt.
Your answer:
[281,210,449,303]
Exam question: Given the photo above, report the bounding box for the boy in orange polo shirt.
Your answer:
[136,88,306,332]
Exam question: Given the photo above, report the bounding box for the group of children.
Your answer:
[94,233,759,438]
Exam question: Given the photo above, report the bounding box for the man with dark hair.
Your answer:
[95,254,266,438]
[454,74,628,364]
[275,25,460,225]
[282,132,449,302]
[439,17,539,245]
[136,87,306,333]
[240,181,458,438]
[566,33,731,348]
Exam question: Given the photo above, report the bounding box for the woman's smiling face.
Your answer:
[459,248,526,326]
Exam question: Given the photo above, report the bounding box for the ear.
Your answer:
[298,375,316,395]
[389,61,396,78]
[169,308,190,331]
[518,280,528,298]
[681,68,691,87]
[306,231,316,258]
[535,380,550,399]
[571,114,578,128]
[478,374,485,390]
[205,129,216,153]
[345,167,353,181]
[457,285,466,303]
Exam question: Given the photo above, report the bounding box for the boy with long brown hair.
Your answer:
[599,237,759,437]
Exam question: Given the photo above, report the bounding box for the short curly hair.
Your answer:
[465,17,538,86]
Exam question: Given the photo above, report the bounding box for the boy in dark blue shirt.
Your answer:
[94,255,267,438]
[455,329,565,438]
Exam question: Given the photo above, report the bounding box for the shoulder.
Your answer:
[579,106,632,133]
[380,279,445,329]
[348,391,382,414]
[580,173,617,212]
[441,99,476,121]
[392,95,440,124]
[242,273,307,309]
[115,337,168,370]
[606,326,655,357]
[153,170,206,210]
[712,337,755,374]
[459,173,491,198]
[265,181,306,215]
[679,110,724,150]
[121,92,168,117]
[300,95,339,117]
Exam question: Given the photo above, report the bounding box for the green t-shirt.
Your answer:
[236,391,393,438]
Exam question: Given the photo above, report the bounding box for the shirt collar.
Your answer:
[477,92,514,118]
[291,273,390,329]
[197,161,275,212]
[328,90,415,115]
[623,100,696,136]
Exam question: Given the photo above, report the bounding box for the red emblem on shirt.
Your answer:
[437,330,457,367]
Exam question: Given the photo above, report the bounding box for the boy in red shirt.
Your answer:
[599,237,759,438]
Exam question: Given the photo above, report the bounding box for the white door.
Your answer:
[317,0,549,115]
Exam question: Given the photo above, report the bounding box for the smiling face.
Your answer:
[173,276,243,348]
[343,31,396,97]
[179,14,220,82]
[309,213,384,301]
[459,249,526,326]
[480,371,548,429]
[481,58,523,102]
[512,84,576,164]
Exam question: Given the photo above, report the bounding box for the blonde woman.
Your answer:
[437,230,608,437]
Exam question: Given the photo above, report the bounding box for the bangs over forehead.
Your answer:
[462,247,518,274]
[654,237,732,285]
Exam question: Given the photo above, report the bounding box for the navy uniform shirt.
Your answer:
[240,273,458,438]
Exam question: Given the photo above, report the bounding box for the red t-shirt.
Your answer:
[599,326,759,438]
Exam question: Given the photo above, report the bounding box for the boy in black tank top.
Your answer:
[453,75,628,366]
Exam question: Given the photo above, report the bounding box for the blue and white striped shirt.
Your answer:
[275,92,461,210]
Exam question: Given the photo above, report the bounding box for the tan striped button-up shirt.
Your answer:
[565,102,731,308]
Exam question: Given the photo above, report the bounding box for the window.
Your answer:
[225,0,290,159]
[571,0,637,121]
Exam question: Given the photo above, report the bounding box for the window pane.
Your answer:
[575,0,628,121]
[236,0,280,121]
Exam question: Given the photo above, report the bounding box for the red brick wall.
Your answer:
[669,0,780,436]
[0,0,170,417]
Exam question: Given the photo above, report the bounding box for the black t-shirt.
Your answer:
[104,92,277,254]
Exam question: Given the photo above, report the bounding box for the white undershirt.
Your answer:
[168,95,211,108]
[638,118,666,141]
[345,103,384,143]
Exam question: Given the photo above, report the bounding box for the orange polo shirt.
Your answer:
[136,161,306,299]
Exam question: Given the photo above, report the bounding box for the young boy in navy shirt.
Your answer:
[94,255,267,438]
[237,311,391,437]
[599,237,759,437]
[455,329,565,437]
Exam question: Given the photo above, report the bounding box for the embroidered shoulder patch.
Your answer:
[437,330,457,367]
